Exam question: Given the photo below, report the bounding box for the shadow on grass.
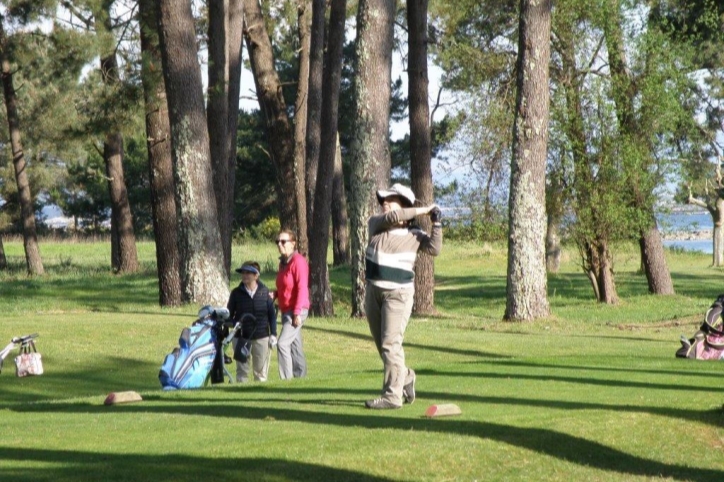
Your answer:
[414,367,724,394]
[305,325,511,359]
[481,359,724,379]
[3,400,721,482]
[0,449,393,482]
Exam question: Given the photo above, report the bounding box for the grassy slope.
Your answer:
[0,239,722,481]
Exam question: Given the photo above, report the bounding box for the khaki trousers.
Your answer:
[365,283,415,405]
[233,337,271,382]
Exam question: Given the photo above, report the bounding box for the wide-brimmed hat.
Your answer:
[235,263,259,274]
[376,183,415,207]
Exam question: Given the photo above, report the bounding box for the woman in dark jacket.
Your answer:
[227,261,277,382]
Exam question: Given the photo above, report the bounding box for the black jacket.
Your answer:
[227,281,277,340]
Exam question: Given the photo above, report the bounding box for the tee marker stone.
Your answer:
[104,391,143,406]
[424,403,461,418]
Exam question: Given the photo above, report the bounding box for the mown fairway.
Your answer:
[0,239,722,481]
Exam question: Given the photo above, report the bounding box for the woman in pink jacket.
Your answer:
[273,229,310,379]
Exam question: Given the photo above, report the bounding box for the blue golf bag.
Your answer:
[159,306,230,390]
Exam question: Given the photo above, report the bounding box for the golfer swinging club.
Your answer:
[364,183,442,409]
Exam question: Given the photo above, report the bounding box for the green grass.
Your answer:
[0,239,723,481]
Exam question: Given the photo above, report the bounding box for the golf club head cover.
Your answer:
[430,207,442,223]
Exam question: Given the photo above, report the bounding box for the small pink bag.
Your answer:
[15,340,43,377]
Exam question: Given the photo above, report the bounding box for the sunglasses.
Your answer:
[275,239,292,245]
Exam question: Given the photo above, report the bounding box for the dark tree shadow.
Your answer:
[3,401,720,482]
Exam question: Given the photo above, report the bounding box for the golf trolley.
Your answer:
[0,333,40,375]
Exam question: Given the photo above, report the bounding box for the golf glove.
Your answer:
[430,207,442,223]
[269,335,278,349]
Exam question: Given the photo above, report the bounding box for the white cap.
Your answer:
[376,183,415,207]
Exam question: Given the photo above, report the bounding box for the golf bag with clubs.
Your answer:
[676,294,724,360]
[159,306,231,390]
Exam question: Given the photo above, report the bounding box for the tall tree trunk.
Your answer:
[227,0,244,260]
[545,169,563,274]
[294,0,312,255]
[595,240,619,304]
[0,235,7,269]
[408,0,435,315]
[309,0,347,316]
[139,0,182,306]
[103,130,138,273]
[332,133,349,265]
[603,0,673,295]
[157,0,229,305]
[99,3,138,274]
[545,217,561,273]
[687,191,724,267]
[348,0,396,317]
[304,0,326,246]
[504,0,551,321]
[0,50,44,275]
[207,0,232,276]
[243,0,297,232]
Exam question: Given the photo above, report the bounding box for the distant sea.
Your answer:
[658,210,713,254]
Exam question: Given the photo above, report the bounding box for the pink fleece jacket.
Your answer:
[275,252,310,315]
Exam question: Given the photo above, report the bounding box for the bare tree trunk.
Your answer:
[715,223,724,267]
[0,50,44,275]
[332,134,350,265]
[545,217,561,273]
[294,0,312,255]
[596,240,619,304]
[157,0,229,305]
[639,221,674,295]
[226,0,244,254]
[408,0,435,315]
[0,235,7,269]
[305,0,326,246]
[139,0,182,306]
[688,191,724,267]
[348,0,396,317]
[103,130,139,273]
[545,171,563,273]
[207,0,232,276]
[243,0,298,232]
[309,0,347,316]
[504,0,551,321]
[99,2,138,274]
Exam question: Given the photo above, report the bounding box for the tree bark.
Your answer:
[139,0,182,306]
[545,216,561,273]
[99,3,138,274]
[332,133,350,265]
[408,0,435,315]
[595,240,619,304]
[243,0,298,232]
[308,0,347,316]
[294,0,312,255]
[348,0,396,317]
[304,0,326,246]
[227,0,244,258]
[0,43,44,276]
[0,235,7,270]
[504,0,551,321]
[157,0,229,305]
[207,0,232,275]
[688,190,724,267]
[103,130,139,273]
